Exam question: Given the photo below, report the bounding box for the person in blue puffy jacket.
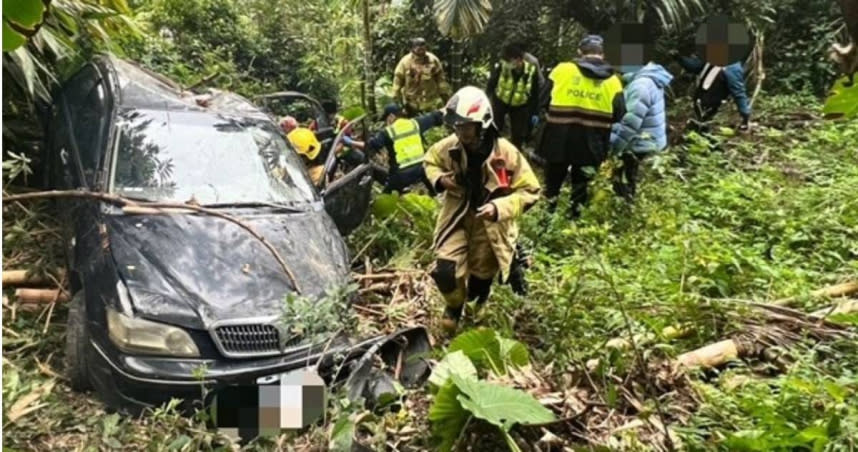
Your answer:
[610,62,673,201]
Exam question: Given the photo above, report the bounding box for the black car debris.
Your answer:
[45,54,429,423]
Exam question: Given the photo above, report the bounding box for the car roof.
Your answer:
[99,54,270,122]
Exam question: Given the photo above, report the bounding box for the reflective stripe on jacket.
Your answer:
[386,118,424,168]
[496,62,536,107]
[547,62,623,128]
[423,135,540,282]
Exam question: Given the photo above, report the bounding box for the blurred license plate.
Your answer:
[212,367,326,438]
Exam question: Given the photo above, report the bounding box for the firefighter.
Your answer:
[424,86,541,334]
[392,37,451,117]
[287,127,325,185]
[538,35,625,218]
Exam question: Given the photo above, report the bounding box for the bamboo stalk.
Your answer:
[2,269,66,287]
[772,281,858,306]
[676,339,739,369]
[14,288,69,304]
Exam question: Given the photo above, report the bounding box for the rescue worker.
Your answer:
[424,86,541,333]
[539,35,625,217]
[672,50,752,131]
[279,115,298,135]
[486,42,542,149]
[287,127,325,185]
[610,62,674,201]
[343,103,443,194]
[392,37,451,117]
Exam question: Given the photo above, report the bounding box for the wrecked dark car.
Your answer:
[45,55,428,422]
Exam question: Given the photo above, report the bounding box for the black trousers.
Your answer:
[492,101,531,149]
[539,123,609,217]
[544,164,593,217]
[384,164,434,194]
[611,152,641,202]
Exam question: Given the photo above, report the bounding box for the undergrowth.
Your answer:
[2,95,857,450]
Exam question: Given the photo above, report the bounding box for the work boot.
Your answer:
[440,306,463,335]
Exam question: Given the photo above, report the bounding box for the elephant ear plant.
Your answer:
[427,328,555,452]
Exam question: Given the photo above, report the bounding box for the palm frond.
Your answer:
[433,0,493,39]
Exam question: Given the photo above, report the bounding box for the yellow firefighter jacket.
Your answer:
[423,134,540,281]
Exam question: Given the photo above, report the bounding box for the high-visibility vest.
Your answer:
[386,118,424,168]
[547,62,623,128]
[496,61,536,107]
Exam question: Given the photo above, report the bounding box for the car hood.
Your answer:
[106,206,350,330]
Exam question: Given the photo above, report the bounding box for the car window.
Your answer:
[110,108,319,205]
[62,65,110,188]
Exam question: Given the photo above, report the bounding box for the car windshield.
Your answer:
[110,108,319,205]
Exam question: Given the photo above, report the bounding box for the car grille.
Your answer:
[213,324,284,357]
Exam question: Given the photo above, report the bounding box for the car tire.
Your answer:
[65,291,91,391]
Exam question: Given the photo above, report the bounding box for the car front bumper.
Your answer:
[85,331,410,416]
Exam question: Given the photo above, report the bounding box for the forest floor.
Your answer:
[2,94,857,451]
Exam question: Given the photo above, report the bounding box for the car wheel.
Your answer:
[65,291,91,391]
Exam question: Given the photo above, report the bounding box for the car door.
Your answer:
[50,62,114,297]
[317,115,375,236]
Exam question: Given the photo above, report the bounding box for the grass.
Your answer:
[2,94,857,450]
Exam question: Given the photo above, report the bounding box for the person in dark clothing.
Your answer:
[538,35,626,217]
[672,52,752,131]
[486,43,542,149]
[343,103,444,194]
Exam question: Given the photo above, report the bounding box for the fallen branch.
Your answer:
[2,269,66,287]
[14,288,69,304]
[3,190,300,293]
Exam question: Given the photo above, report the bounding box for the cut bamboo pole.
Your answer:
[2,269,65,287]
[676,339,740,369]
[811,299,858,318]
[772,281,858,306]
[14,288,69,304]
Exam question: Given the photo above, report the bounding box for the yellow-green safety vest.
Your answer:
[386,118,424,168]
[496,61,536,107]
[547,62,623,128]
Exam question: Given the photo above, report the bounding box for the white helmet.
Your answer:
[444,86,495,130]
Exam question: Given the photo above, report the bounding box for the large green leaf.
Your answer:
[329,414,355,452]
[452,374,555,432]
[428,382,470,452]
[448,328,503,373]
[497,338,529,369]
[449,328,530,374]
[428,350,477,390]
[3,0,46,51]
[822,76,858,120]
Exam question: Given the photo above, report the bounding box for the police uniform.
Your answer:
[539,57,624,216]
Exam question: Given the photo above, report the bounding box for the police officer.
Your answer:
[538,35,625,218]
[343,103,444,194]
[486,42,542,149]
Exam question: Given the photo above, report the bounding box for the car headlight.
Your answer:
[107,308,200,357]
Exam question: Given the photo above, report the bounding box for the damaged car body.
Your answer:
[46,55,429,421]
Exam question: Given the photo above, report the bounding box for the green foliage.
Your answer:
[679,350,858,450]
[823,75,858,120]
[280,283,359,344]
[428,349,478,389]
[2,0,46,51]
[427,328,550,451]
[448,327,530,375]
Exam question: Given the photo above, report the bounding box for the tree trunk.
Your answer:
[362,0,376,117]
[451,40,464,87]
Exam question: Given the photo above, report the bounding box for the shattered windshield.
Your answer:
[110,108,318,205]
